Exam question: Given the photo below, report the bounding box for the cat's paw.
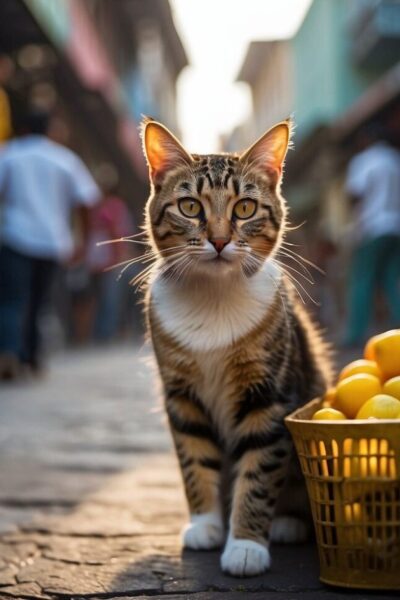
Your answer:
[270,516,308,544]
[182,512,224,550]
[221,537,271,577]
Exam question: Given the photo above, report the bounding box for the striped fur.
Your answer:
[140,118,333,577]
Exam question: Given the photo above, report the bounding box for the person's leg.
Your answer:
[94,272,121,341]
[0,246,32,368]
[343,239,379,346]
[379,235,400,324]
[22,257,58,370]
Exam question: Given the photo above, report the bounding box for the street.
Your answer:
[0,345,395,599]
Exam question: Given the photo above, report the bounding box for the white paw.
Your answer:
[221,536,271,577]
[182,512,224,550]
[270,516,308,544]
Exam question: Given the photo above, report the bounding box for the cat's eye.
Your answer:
[178,198,202,218]
[233,198,257,220]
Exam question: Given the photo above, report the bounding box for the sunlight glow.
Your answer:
[170,0,312,152]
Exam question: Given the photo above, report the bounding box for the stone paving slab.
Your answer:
[0,346,398,599]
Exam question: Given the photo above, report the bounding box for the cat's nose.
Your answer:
[210,238,230,253]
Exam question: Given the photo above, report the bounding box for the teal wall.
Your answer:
[292,0,377,140]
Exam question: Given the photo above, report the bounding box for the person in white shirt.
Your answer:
[344,126,400,346]
[0,110,99,378]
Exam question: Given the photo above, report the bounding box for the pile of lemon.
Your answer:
[313,329,400,421]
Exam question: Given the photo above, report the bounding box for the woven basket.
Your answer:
[285,398,400,590]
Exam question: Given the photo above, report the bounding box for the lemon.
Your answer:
[342,502,366,545]
[383,375,400,401]
[356,394,400,419]
[335,374,381,418]
[371,329,400,380]
[342,438,396,490]
[321,387,336,407]
[364,334,380,360]
[312,407,347,420]
[339,359,382,381]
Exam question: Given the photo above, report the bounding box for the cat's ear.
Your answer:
[240,119,293,183]
[141,118,192,184]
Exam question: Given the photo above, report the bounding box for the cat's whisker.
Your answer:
[284,220,306,232]
[276,255,313,283]
[97,234,150,247]
[273,259,320,306]
[130,261,160,289]
[280,271,307,305]
[241,252,293,334]
[104,252,157,273]
[161,256,183,281]
[240,252,264,278]
[174,256,193,282]
[280,240,301,248]
[153,244,192,260]
[127,252,178,290]
[279,244,324,275]
[98,239,149,247]
[118,230,148,239]
[275,249,314,280]
[158,253,189,283]
[117,257,149,281]
[131,251,188,289]
[248,250,269,266]
[273,258,315,285]
[274,263,307,300]
[175,253,204,281]
[251,250,306,304]
[102,248,178,277]
[173,254,193,278]
[245,250,264,264]
[158,252,187,272]
[106,243,191,281]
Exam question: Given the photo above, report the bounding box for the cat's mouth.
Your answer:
[212,254,229,262]
[200,251,232,263]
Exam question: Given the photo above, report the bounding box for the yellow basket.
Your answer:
[285,398,400,590]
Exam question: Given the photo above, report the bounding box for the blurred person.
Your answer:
[86,180,134,342]
[343,124,400,347]
[0,54,13,142]
[0,110,99,379]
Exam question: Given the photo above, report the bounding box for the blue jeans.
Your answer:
[0,245,57,365]
[344,235,400,345]
[92,271,122,341]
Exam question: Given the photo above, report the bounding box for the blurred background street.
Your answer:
[0,0,400,597]
[0,0,399,367]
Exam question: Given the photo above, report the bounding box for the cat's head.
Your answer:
[141,117,292,280]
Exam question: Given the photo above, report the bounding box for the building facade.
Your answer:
[0,0,187,223]
[232,0,400,332]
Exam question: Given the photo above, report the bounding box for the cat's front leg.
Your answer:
[166,388,224,550]
[221,417,292,576]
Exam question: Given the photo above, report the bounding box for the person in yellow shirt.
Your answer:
[0,55,13,142]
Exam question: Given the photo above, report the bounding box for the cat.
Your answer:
[139,117,333,577]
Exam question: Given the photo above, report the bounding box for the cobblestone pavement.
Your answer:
[0,345,396,599]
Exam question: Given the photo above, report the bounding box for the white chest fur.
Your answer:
[151,261,280,353]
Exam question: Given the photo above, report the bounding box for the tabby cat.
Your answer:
[140,117,332,577]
